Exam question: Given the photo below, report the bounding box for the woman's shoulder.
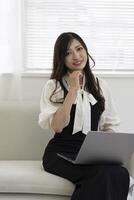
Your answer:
[43,79,63,97]
[94,76,111,97]
[95,76,113,101]
[45,79,56,86]
[94,76,109,89]
[40,79,56,97]
[43,79,57,91]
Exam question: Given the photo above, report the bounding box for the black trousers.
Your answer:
[43,152,130,200]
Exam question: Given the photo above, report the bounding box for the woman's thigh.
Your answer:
[42,151,130,186]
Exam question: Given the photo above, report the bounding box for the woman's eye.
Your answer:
[77,47,83,51]
[66,51,72,56]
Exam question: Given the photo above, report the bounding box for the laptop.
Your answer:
[57,131,134,165]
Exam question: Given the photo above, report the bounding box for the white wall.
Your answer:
[1,74,134,133]
[103,76,134,133]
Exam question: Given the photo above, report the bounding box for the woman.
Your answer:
[39,32,130,200]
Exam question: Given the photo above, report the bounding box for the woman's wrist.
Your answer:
[68,87,78,104]
[69,87,78,94]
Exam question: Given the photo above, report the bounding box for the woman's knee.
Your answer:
[84,165,129,181]
[98,165,129,188]
[98,165,129,177]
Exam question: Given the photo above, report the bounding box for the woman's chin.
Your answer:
[68,68,84,73]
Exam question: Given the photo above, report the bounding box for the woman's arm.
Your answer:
[51,88,77,133]
[98,78,120,132]
[51,71,82,133]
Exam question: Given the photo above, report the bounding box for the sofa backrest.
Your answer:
[0,101,53,160]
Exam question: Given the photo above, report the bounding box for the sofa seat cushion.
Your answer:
[0,160,75,196]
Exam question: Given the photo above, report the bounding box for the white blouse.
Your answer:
[38,76,120,134]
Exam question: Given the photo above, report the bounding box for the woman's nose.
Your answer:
[73,51,80,60]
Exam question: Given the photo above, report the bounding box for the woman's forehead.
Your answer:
[67,39,82,50]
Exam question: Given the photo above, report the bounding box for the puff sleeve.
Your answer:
[98,78,120,132]
[38,79,61,130]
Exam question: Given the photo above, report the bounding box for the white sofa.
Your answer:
[0,101,134,200]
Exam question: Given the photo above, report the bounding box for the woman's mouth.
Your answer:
[72,61,83,66]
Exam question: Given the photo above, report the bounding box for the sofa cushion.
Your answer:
[0,160,75,196]
[0,102,51,160]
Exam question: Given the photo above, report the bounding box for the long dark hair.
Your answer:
[50,32,105,112]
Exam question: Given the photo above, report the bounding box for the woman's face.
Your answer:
[64,39,88,73]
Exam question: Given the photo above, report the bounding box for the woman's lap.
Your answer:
[43,151,129,184]
[43,151,130,200]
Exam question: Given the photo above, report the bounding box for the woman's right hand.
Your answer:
[68,71,83,91]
